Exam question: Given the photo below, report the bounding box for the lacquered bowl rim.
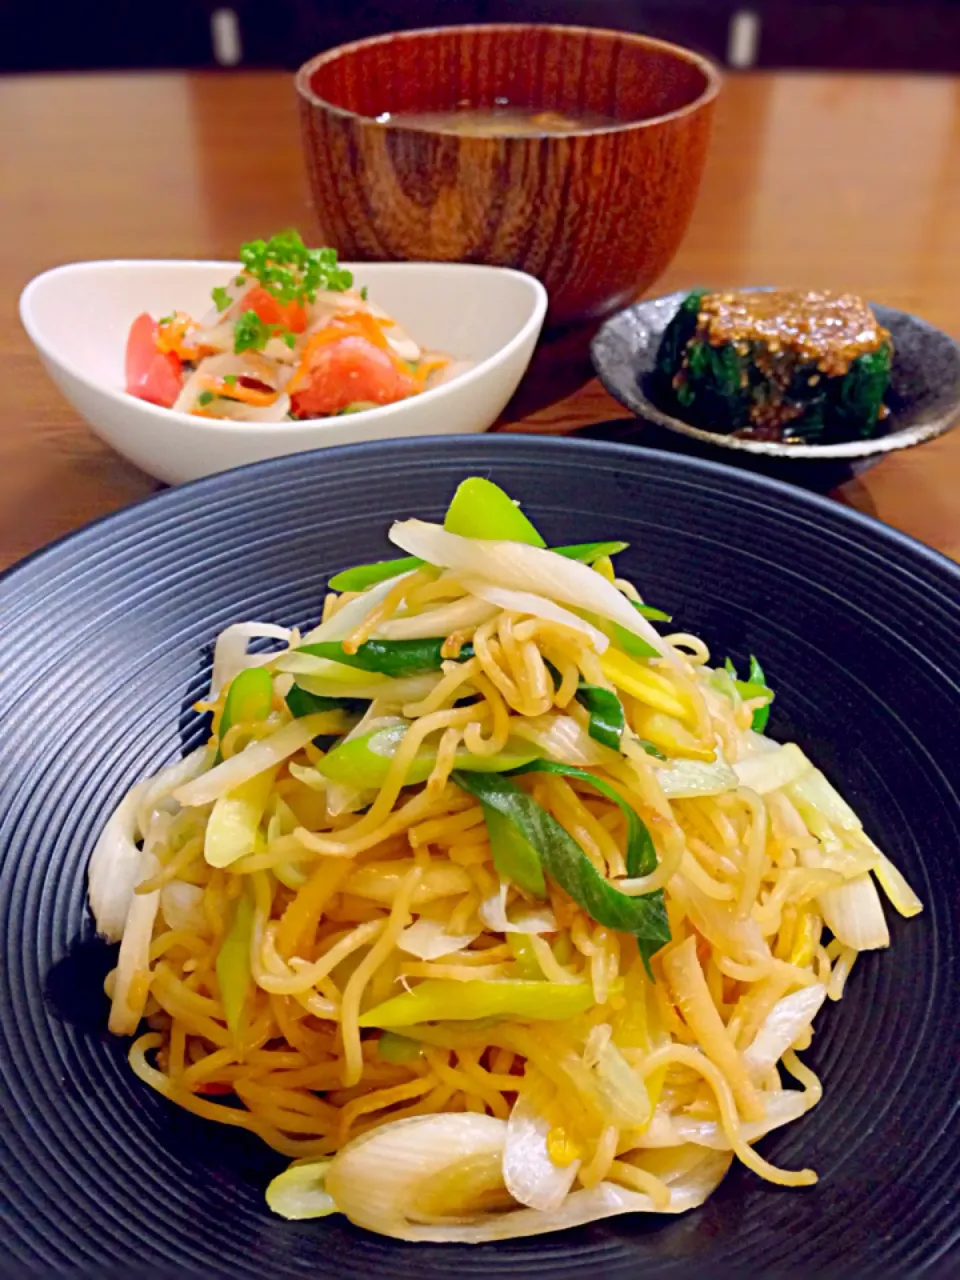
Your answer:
[295,22,722,136]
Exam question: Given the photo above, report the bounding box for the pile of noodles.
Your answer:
[89,499,922,1242]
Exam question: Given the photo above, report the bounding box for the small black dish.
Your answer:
[591,289,960,487]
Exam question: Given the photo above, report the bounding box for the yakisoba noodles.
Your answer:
[89,477,922,1241]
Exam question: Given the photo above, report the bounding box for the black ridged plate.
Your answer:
[1,436,957,1279]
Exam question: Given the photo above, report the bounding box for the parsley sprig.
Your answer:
[238,230,352,305]
[233,310,298,354]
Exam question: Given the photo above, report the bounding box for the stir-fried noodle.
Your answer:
[89,478,922,1241]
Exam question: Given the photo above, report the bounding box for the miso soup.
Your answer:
[375,105,622,136]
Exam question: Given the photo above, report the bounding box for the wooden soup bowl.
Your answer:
[297,24,720,325]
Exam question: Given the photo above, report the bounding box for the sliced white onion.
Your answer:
[173,351,291,421]
[733,743,810,795]
[634,1091,812,1150]
[388,522,676,664]
[107,812,170,1036]
[744,984,827,1078]
[196,275,250,329]
[479,883,557,934]
[326,782,372,817]
[384,325,420,363]
[108,854,161,1035]
[397,916,480,960]
[298,670,443,707]
[211,391,292,423]
[871,848,924,919]
[190,317,233,355]
[300,574,412,646]
[458,580,609,652]
[815,871,889,951]
[273,652,385,681]
[594,1041,652,1128]
[377,595,498,640]
[424,357,472,389]
[736,728,781,760]
[787,767,863,833]
[210,622,293,698]
[503,1093,579,1212]
[160,880,206,934]
[266,1160,337,1220]
[174,714,333,808]
[287,761,326,793]
[508,714,608,767]
[680,876,771,965]
[655,758,739,799]
[322,1113,730,1241]
[135,746,211,835]
[88,778,151,942]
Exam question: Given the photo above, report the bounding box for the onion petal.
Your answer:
[503,1092,579,1212]
[160,880,206,934]
[174,714,338,808]
[458,580,608,651]
[210,622,292,698]
[88,778,151,942]
[397,916,480,960]
[321,1113,730,1241]
[733,743,810,795]
[378,596,497,641]
[655,758,739,799]
[388,522,677,664]
[479,882,557,934]
[507,714,609,767]
[816,871,889,950]
[300,575,412,646]
[107,813,170,1036]
[635,1091,813,1150]
[743,984,827,1078]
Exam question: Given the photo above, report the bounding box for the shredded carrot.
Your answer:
[156,312,200,360]
[412,355,449,387]
[200,376,281,408]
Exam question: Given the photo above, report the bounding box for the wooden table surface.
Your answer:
[2,69,959,571]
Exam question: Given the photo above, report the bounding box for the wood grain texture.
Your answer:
[1,70,959,573]
[297,25,718,323]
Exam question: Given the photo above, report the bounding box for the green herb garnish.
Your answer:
[211,285,233,312]
[233,310,296,354]
[196,390,216,407]
[222,375,238,387]
[158,314,174,326]
[237,230,353,306]
[233,310,272,353]
[360,285,369,301]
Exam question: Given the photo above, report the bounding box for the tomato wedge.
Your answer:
[241,285,308,334]
[289,335,418,418]
[125,313,182,408]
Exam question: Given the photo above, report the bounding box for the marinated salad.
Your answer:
[124,231,462,422]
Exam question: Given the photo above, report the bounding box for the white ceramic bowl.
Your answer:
[20,260,547,485]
